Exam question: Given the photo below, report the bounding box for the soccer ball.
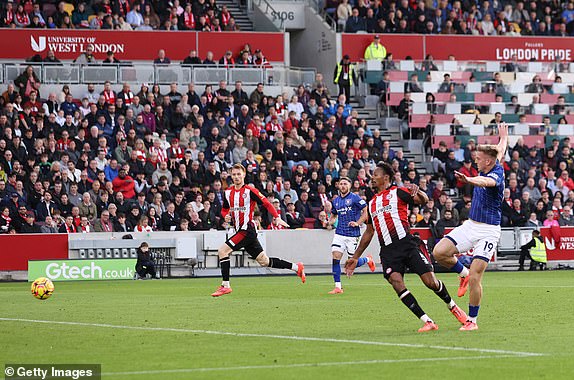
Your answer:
[31,277,55,300]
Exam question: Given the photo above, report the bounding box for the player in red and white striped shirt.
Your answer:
[345,162,467,332]
[212,164,306,297]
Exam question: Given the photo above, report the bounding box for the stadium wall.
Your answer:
[1,29,286,62]
[2,227,574,279]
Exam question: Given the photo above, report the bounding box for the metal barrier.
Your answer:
[2,62,316,87]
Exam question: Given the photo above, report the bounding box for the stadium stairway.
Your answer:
[219,0,254,31]
[348,99,427,176]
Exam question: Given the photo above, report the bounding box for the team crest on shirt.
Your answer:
[386,193,393,200]
[242,193,248,199]
[386,267,392,274]
[346,199,351,205]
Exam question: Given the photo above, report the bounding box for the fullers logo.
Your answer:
[30,34,125,55]
[495,41,572,61]
[31,36,46,52]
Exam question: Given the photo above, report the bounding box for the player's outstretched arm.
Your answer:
[496,122,508,162]
[345,223,374,277]
[455,171,496,188]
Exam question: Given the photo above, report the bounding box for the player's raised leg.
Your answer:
[433,232,471,297]
[255,252,305,283]
[460,258,488,331]
[387,272,438,332]
[420,272,467,324]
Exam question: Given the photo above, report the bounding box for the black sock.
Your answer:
[220,257,231,281]
[269,257,293,270]
[398,289,426,319]
[433,280,453,307]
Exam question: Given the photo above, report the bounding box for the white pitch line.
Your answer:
[0,317,543,357]
[102,355,523,377]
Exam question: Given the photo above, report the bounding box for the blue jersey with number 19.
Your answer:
[469,161,505,225]
[332,192,367,237]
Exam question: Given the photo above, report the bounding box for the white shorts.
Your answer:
[445,219,501,262]
[331,234,360,256]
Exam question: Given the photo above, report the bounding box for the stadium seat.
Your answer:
[513,124,530,135]
[411,102,428,114]
[445,103,461,114]
[423,82,440,93]
[303,218,316,229]
[477,136,500,145]
[410,114,430,128]
[557,124,574,136]
[474,93,496,104]
[540,93,560,104]
[524,115,542,124]
[469,124,485,136]
[485,61,501,72]
[532,104,550,115]
[399,60,415,71]
[435,124,451,135]
[489,103,505,114]
[432,135,455,149]
[433,114,454,123]
[389,82,404,92]
[551,84,570,94]
[466,82,482,93]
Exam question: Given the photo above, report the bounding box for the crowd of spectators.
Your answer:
[0,63,415,235]
[1,0,240,32]
[327,0,574,36]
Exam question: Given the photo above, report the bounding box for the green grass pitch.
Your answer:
[0,271,573,379]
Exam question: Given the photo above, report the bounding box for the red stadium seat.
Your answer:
[524,115,542,124]
[474,93,496,105]
[540,93,560,104]
[388,93,404,106]
[433,93,452,103]
[388,72,409,81]
[409,114,431,128]
[303,218,316,229]
[433,114,455,123]
[477,136,500,145]
[432,136,455,149]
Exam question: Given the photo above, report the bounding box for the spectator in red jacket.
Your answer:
[456,158,478,196]
[112,168,136,199]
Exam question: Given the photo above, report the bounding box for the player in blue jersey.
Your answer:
[433,123,508,331]
[327,177,375,294]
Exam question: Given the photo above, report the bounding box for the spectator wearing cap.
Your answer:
[333,55,356,103]
[364,35,387,61]
[114,137,132,165]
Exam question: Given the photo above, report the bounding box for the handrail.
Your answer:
[251,0,285,31]
[2,62,316,87]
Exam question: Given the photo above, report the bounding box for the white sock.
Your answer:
[420,314,433,323]
[460,267,470,277]
[448,300,456,309]
[468,316,477,323]
[222,281,230,288]
[291,263,299,272]
[335,282,342,289]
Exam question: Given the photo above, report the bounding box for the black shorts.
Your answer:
[379,235,433,279]
[225,224,264,259]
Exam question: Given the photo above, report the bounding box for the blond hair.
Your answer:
[477,144,498,159]
[231,163,246,173]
